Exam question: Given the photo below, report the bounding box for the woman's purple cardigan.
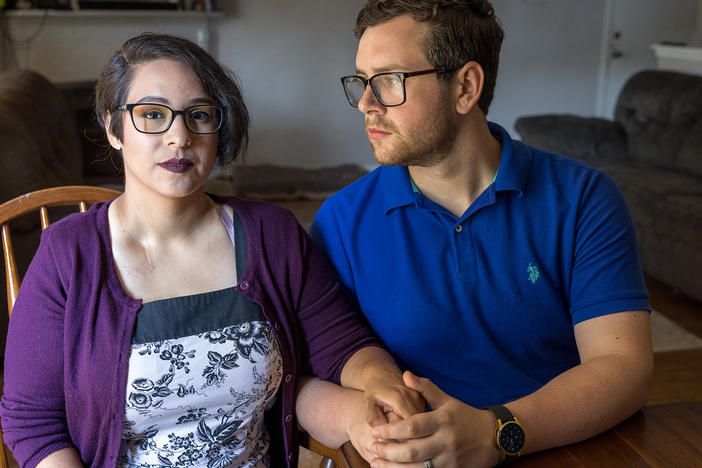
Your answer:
[1,195,382,468]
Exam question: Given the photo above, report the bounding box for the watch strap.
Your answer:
[485,404,516,424]
[484,405,523,465]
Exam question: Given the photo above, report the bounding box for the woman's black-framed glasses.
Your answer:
[340,67,452,108]
[117,103,225,134]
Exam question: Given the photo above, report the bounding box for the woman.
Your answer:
[0,33,419,468]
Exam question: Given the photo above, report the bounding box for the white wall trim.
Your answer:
[595,0,615,117]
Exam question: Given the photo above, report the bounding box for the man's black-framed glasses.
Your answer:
[117,103,225,135]
[340,67,452,108]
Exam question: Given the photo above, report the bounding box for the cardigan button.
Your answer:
[284,374,292,383]
[285,414,293,423]
[239,280,250,290]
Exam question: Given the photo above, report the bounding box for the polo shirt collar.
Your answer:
[380,165,416,213]
[489,121,531,196]
[378,121,532,212]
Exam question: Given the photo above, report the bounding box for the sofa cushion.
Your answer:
[515,114,629,162]
[0,69,82,203]
[597,164,702,244]
[599,164,702,199]
[205,164,369,200]
[658,194,702,247]
[615,70,702,171]
[599,164,702,300]
[677,118,702,179]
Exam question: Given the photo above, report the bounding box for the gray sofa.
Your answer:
[0,69,83,352]
[515,70,702,302]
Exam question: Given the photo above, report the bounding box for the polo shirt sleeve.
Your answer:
[569,171,650,324]
[0,227,76,468]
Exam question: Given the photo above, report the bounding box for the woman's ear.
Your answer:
[454,61,484,115]
[104,112,122,150]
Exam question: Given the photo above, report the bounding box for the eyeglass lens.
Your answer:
[130,104,222,134]
[343,73,405,107]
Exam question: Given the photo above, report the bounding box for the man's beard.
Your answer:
[366,103,458,167]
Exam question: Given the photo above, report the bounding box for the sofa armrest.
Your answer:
[515,114,629,162]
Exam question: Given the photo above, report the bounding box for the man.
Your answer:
[305,1,653,467]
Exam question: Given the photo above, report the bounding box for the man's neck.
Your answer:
[408,119,502,218]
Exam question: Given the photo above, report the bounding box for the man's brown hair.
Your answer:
[355,0,504,114]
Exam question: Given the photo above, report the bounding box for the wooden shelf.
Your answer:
[1,9,223,19]
[651,43,702,75]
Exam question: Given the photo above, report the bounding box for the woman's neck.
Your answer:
[112,185,218,246]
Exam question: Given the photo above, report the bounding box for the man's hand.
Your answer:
[368,371,499,468]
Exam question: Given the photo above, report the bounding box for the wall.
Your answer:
[1,1,696,168]
[215,0,371,168]
[217,0,610,168]
[603,0,698,117]
[0,11,215,83]
[491,0,606,134]
[215,0,697,168]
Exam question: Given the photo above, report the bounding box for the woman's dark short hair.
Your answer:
[355,0,504,115]
[94,32,248,166]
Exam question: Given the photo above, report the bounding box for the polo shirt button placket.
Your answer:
[455,224,463,233]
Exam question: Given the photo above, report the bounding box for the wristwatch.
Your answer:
[484,405,525,465]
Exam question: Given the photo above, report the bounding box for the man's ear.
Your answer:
[454,61,484,115]
[104,112,122,150]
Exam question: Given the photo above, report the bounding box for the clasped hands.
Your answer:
[354,370,499,468]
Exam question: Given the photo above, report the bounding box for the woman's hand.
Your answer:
[360,360,426,424]
[296,377,392,460]
[340,346,426,424]
[342,387,390,460]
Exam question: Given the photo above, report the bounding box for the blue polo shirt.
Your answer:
[310,122,650,407]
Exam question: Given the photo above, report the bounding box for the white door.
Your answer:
[598,0,698,118]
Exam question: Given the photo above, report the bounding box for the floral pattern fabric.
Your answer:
[117,318,282,468]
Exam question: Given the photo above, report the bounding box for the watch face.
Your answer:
[498,421,525,455]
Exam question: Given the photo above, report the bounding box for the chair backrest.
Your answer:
[0,185,120,468]
[0,186,122,318]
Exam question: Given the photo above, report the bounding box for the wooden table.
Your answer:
[316,401,702,467]
[515,401,702,467]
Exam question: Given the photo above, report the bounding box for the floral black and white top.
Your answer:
[117,288,283,468]
[117,208,283,468]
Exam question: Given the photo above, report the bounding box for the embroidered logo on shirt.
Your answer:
[527,263,540,285]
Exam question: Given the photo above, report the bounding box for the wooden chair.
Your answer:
[0,186,122,468]
[301,434,370,468]
[0,186,369,468]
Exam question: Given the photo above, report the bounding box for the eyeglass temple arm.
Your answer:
[403,67,452,78]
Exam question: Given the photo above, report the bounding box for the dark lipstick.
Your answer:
[158,158,194,173]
